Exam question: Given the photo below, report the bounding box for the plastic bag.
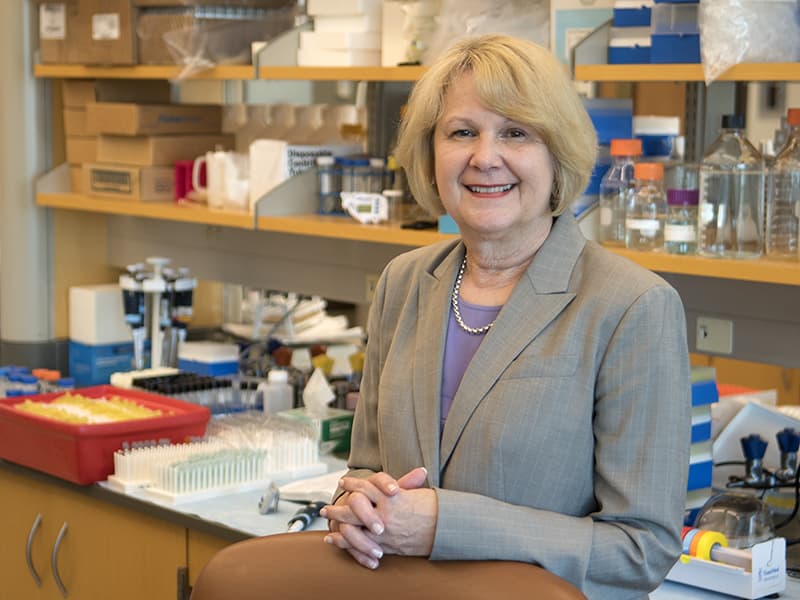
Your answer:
[699,0,800,84]
[422,0,549,64]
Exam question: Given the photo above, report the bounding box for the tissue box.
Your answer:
[279,407,353,454]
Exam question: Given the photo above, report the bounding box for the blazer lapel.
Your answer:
[413,243,464,487]
[440,214,585,470]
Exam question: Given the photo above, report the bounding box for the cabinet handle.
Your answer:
[52,522,69,598]
[25,513,43,587]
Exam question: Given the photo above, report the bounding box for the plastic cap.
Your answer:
[316,155,335,166]
[610,138,643,157]
[20,375,38,384]
[667,188,699,206]
[369,157,386,168]
[268,369,289,384]
[57,377,75,388]
[721,114,745,129]
[634,162,664,180]
[382,189,404,198]
[633,116,680,135]
[787,108,800,127]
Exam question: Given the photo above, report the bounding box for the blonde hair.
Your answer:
[394,34,597,216]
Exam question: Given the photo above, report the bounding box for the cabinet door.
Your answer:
[48,488,186,600]
[187,530,232,589]
[0,468,52,599]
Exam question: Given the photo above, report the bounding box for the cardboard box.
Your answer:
[62,79,172,108]
[83,163,174,201]
[37,0,137,65]
[69,284,132,345]
[70,165,83,192]
[279,407,354,454]
[96,133,234,166]
[86,102,223,136]
[63,107,89,135]
[65,135,97,164]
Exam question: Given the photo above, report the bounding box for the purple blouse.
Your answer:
[440,298,502,432]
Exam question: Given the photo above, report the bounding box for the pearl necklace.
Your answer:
[451,256,495,335]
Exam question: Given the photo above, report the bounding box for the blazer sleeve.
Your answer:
[430,284,692,599]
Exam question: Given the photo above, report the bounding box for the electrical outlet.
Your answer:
[365,274,379,303]
[696,316,733,354]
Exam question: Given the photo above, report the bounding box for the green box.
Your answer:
[279,407,354,454]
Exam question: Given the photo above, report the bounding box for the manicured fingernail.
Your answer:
[367,559,378,569]
[387,483,398,492]
[338,479,344,488]
[371,522,384,535]
[371,548,383,559]
[320,507,328,518]
[324,535,333,545]
[421,466,428,474]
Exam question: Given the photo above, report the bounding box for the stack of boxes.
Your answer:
[608,0,653,64]
[650,0,701,64]
[36,0,295,67]
[62,79,173,193]
[299,0,382,66]
[685,366,719,525]
[82,99,233,202]
[68,284,138,387]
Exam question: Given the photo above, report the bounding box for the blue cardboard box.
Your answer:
[68,340,136,387]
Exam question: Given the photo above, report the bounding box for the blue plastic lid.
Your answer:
[0,367,9,377]
[6,374,22,383]
[57,377,75,388]
[20,375,39,385]
[10,366,31,375]
[5,389,28,397]
[336,156,370,167]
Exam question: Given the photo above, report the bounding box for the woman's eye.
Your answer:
[503,128,527,139]
[450,129,474,138]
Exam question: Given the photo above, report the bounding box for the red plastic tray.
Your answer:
[0,385,210,484]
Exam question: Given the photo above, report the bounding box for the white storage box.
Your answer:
[312,14,381,33]
[308,0,381,15]
[300,31,381,51]
[69,284,132,345]
[297,48,380,67]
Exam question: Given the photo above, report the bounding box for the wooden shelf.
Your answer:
[33,64,255,80]
[574,62,800,82]
[36,193,254,228]
[257,214,454,246]
[611,248,800,286]
[33,64,426,82]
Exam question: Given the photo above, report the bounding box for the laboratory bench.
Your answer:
[2,457,800,600]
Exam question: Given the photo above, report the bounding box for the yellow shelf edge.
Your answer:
[37,193,254,228]
[611,248,800,286]
[574,62,800,82]
[257,214,454,247]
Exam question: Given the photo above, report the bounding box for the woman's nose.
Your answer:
[469,135,502,170]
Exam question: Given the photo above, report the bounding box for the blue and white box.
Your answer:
[178,341,240,377]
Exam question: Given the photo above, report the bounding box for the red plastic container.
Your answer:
[0,385,210,484]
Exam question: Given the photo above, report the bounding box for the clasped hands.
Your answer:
[321,467,437,570]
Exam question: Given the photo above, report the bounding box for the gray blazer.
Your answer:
[348,213,691,599]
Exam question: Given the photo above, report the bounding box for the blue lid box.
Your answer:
[609,27,651,64]
[613,0,653,27]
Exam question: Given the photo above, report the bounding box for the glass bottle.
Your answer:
[626,162,666,251]
[698,114,765,259]
[599,138,642,247]
[766,108,800,260]
[664,188,699,255]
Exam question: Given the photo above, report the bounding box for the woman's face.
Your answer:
[433,72,555,243]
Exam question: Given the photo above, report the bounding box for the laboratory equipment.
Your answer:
[262,369,293,414]
[664,188,699,255]
[599,138,642,247]
[625,162,666,251]
[341,192,388,224]
[119,257,197,370]
[287,500,327,532]
[765,108,800,260]
[698,115,765,259]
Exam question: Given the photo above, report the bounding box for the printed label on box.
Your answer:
[40,4,66,40]
[91,169,132,194]
[92,14,121,41]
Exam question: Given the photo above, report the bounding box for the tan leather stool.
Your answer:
[191,531,586,600]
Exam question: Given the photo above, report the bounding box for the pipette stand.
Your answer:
[666,537,786,599]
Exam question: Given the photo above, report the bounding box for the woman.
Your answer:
[321,34,691,599]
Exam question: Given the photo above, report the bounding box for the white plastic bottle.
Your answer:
[262,369,293,414]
